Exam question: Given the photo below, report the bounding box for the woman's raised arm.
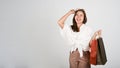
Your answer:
[57,9,75,29]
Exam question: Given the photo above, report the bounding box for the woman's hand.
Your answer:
[69,9,75,14]
[95,30,102,37]
[89,30,102,45]
[92,30,102,40]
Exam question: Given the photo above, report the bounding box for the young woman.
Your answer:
[57,9,101,68]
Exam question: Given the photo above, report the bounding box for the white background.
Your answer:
[0,0,120,68]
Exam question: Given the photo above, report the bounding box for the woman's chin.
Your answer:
[77,22,82,25]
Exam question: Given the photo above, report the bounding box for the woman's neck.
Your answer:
[77,23,83,29]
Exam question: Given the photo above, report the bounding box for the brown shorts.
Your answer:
[69,49,91,68]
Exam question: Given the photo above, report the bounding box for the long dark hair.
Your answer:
[71,9,87,32]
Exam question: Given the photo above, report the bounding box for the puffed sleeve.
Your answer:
[60,24,75,45]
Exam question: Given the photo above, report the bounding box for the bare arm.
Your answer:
[57,9,75,29]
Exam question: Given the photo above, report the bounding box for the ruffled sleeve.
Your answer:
[60,24,75,45]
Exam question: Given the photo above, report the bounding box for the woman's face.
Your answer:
[75,11,84,25]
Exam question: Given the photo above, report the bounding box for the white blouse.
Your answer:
[60,24,93,57]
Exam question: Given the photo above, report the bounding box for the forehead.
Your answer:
[76,11,84,15]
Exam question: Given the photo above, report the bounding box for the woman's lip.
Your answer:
[77,19,81,21]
